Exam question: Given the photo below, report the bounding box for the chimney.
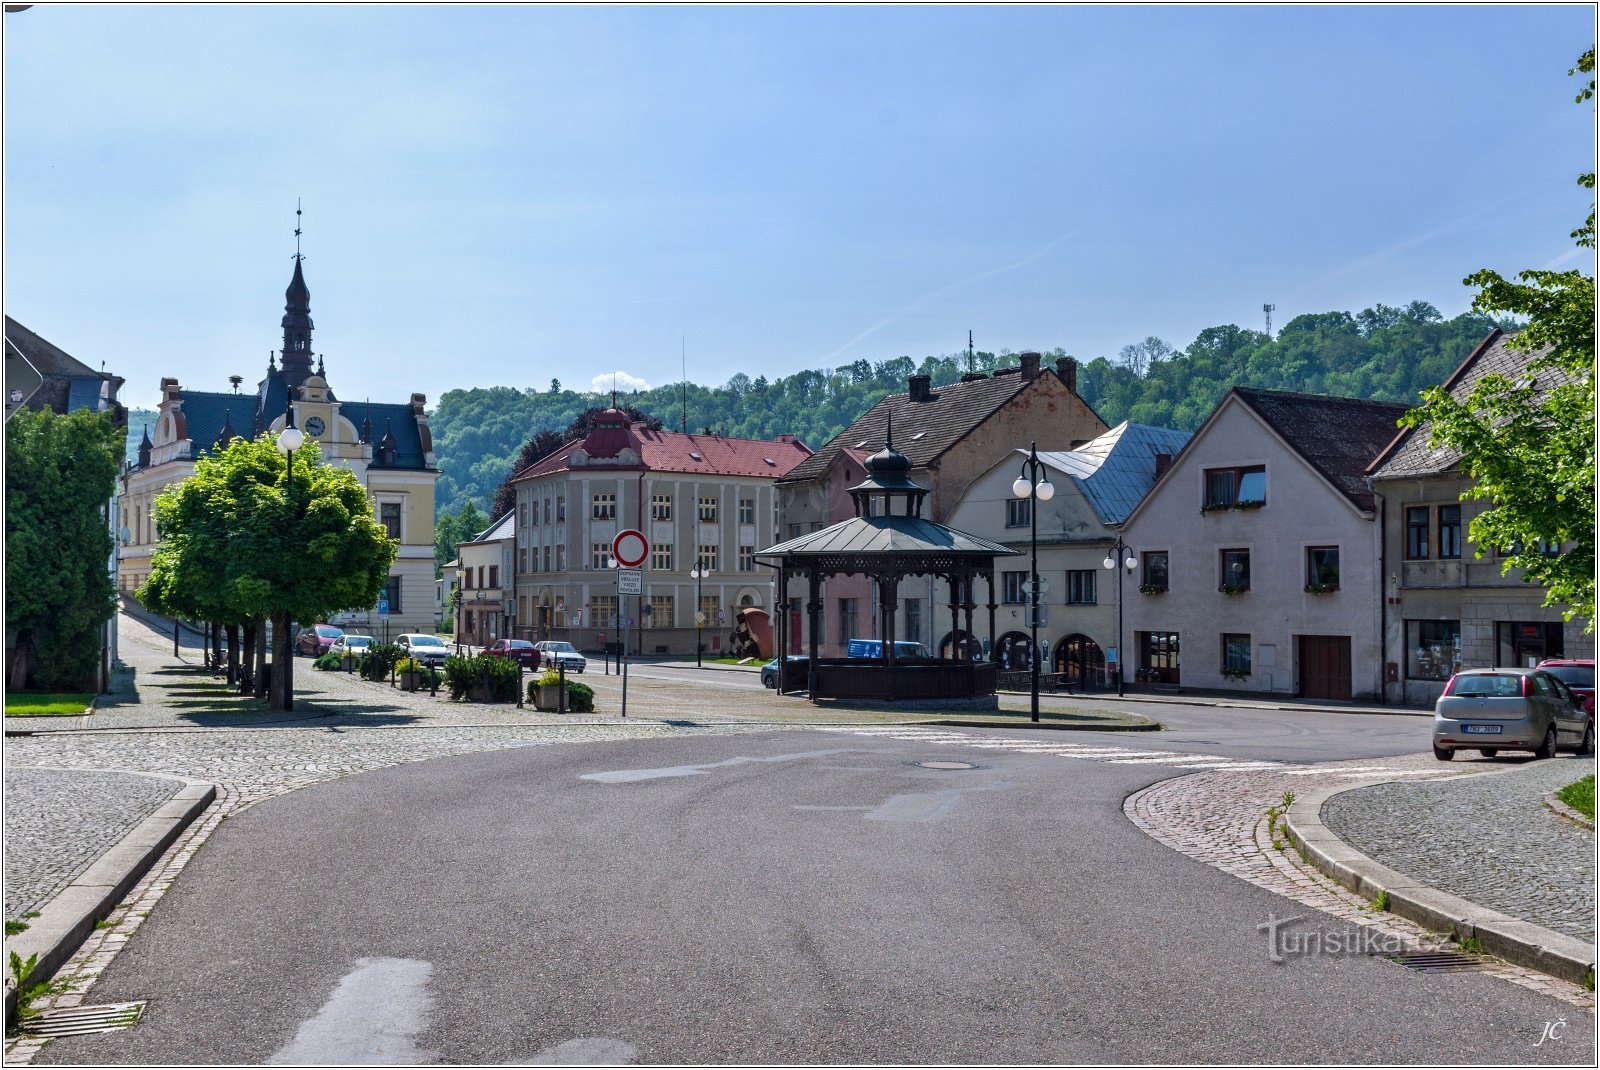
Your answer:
[1020,351,1041,381]
[1056,356,1078,393]
[908,374,932,402]
[1154,452,1173,480]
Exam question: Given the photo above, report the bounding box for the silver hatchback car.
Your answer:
[1433,667,1595,761]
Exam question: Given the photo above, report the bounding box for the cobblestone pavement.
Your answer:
[3,768,183,920]
[1324,756,1598,941]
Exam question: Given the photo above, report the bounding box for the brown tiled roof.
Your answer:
[783,373,1036,482]
[1232,387,1410,512]
[1367,330,1565,480]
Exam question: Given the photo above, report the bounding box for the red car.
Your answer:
[484,639,540,669]
[1538,659,1595,717]
[296,624,344,657]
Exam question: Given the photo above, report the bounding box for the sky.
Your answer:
[4,4,1594,411]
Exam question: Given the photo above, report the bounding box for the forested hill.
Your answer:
[421,300,1507,519]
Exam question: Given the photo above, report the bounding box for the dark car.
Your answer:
[296,624,344,657]
[761,656,809,689]
[1538,659,1595,717]
[484,639,539,669]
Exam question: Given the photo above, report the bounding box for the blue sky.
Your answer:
[5,5,1593,410]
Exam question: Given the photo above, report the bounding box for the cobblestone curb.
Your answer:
[1544,791,1597,831]
[1286,780,1599,987]
[2,771,215,1026]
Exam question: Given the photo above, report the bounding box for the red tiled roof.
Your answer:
[511,424,813,482]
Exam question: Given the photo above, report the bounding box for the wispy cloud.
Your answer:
[820,229,1087,363]
[591,370,652,393]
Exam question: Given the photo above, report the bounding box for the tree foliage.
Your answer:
[427,304,1505,522]
[138,436,400,629]
[1398,48,1596,627]
[6,408,123,689]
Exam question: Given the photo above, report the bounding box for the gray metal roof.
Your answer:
[1032,422,1192,525]
[758,514,1019,559]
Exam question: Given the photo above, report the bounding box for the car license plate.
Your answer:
[1462,724,1503,734]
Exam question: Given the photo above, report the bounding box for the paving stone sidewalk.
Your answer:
[1323,757,1597,941]
[3,768,183,921]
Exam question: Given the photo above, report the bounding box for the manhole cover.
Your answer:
[17,1001,146,1037]
[1385,950,1487,973]
[913,760,978,770]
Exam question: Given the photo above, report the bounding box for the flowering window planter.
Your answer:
[1201,500,1266,514]
[1138,584,1168,595]
[1217,584,1249,596]
[1304,582,1339,595]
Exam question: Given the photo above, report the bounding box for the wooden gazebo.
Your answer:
[757,427,1019,706]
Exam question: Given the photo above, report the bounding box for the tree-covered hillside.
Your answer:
[426,301,1508,520]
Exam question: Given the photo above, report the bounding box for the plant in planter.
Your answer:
[1220,667,1251,681]
[1217,584,1249,596]
[312,652,341,671]
[443,652,518,702]
[1232,499,1265,511]
[564,680,595,713]
[531,668,564,711]
[1304,581,1339,595]
[360,642,403,681]
[1138,583,1167,595]
[396,657,427,691]
[1200,502,1231,514]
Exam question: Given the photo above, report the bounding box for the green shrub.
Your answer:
[360,642,403,681]
[525,677,595,712]
[312,652,341,671]
[443,652,519,702]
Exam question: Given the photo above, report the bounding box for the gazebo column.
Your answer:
[985,569,998,662]
[879,573,899,696]
[775,568,789,692]
[947,573,963,660]
[961,570,976,665]
[807,570,821,697]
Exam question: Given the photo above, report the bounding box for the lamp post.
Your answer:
[689,559,709,668]
[1011,441,1055,722]
[1101,535,1137,697]
[275,418,304,712]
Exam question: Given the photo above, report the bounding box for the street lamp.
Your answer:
[689,559,709,668]
[275,418,304,712]
[1102,535,1137,697]
[1011,442,1055,723]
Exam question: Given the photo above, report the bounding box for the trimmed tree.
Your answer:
[5,408,123,690]
[139,435,399,709]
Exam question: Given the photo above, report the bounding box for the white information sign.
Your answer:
[617,568,643,595]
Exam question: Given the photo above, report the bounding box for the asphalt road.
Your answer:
[37,727,1591,1065]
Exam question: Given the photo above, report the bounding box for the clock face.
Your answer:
[304,416,326,438]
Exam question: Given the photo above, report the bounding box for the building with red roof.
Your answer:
[508,407,812,655]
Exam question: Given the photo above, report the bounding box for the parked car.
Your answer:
[484,639,540,669]
[761,656,809,689]
[846,639,929,660]
[533,640,587,674]
[296,623,344,657]
[1432,667,1594,761]
[395,633,451,668]
[328,634,373,659]
[1538,658,1595,716]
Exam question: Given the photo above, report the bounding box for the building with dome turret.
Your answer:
[118,252,441,637]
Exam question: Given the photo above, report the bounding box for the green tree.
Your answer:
[1399,47,1596,626]
[6,408,123,690]
[139,436,399,708]
[456,499,489,539]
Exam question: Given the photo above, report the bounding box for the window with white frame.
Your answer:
[591,492,616,520]
[698,496,718,522]
[591,542,613,570]
[652,543,673,571]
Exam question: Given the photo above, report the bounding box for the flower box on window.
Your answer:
[1220,667,1251,680]
[1304,582,1339,595]
[1218,584,1249,596]
[1138,584,1168,595]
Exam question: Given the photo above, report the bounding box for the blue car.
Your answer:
[761,656,808,689]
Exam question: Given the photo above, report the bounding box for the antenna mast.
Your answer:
[967,330,975,373]
[681,336,688,434]
[1263,303,1275,338]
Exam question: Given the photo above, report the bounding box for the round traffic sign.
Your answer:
[612,528,648,568]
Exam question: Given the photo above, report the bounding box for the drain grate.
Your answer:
[1385,950,1487,973]
[912,760,978,770]
[17,1001,146,1037]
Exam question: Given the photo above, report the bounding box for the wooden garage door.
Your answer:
[1299,635,1352,700]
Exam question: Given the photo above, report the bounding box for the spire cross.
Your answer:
[294,198,303,260]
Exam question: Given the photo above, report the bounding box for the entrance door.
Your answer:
[1299,635,1351,700]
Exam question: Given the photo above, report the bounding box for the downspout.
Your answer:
[1373,478,1387,705]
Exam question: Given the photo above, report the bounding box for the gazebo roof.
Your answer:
[757,514,1019,567]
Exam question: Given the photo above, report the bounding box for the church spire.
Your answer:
[280,200,315,389]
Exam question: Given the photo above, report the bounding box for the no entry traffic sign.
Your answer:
[613,528,648,568]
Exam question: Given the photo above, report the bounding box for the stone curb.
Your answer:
[1543,791,1596,831]
[1285,779,1598,987]
[2,771,217,1025]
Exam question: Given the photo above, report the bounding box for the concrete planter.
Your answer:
[534,684,563,712]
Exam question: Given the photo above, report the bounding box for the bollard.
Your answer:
[558,660,566,715]
[430,667,439,697]
[390,659,396,688]
[517,661,524,709]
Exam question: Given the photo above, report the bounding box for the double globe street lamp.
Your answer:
[1102,536,1137,697]
[1011,442,1055,723]
[275,417,304,713]
[689,560,710,668]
